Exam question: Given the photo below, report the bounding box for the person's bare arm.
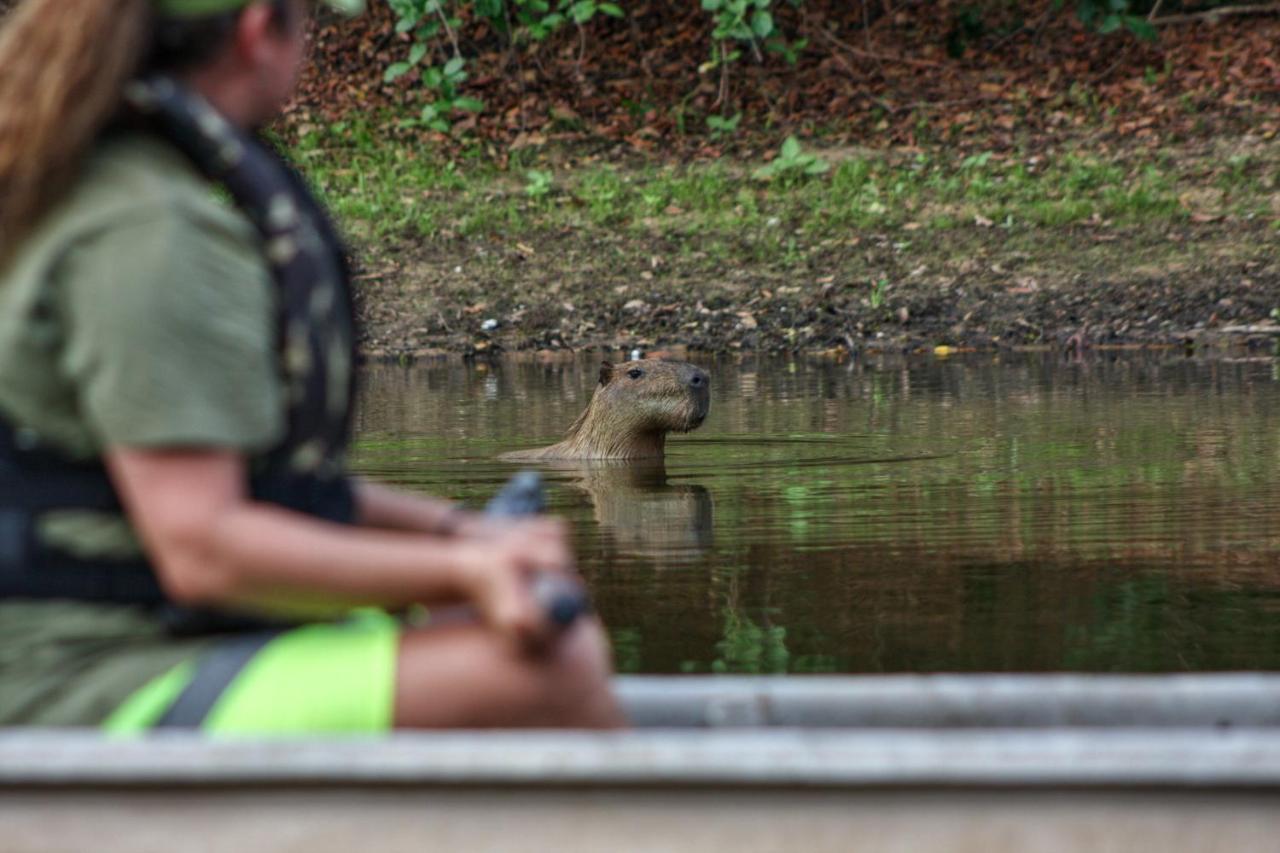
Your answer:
[105,448,569,644]
[353,478,467,534]
[353,477,566,541]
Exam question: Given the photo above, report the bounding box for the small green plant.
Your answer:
[711,606,789,674]
[705,112,742,139]
[869,277,888,309]
[945,5,985,58]
[754,136,829,184]
[698,0,804,107]
[425,60,485,131]
[369,0,1198,139]
[385,0,621,132]
[564,0,623,23]
[524,168,554,198]
[1057,0,1157,40]
[384,1,466,120]
[960,151,994,171]
[701,0,778,59]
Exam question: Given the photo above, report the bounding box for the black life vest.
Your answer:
[0,77,357,633]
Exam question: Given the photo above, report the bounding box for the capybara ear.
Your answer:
[598,361,615,386]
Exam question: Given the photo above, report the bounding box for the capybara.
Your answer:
[501,359,710,461]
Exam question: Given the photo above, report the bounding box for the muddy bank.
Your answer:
[352,218,1280,360]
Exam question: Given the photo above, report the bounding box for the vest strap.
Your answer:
[153,632,279,728]
[0,417,319,632]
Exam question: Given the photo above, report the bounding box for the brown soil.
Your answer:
[351,214,1280,360]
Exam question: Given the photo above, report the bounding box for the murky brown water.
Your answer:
[353,353,1280,674]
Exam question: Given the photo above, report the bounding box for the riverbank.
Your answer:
[295,127,1280,359]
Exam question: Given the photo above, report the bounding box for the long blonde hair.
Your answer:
[0,0,153,260]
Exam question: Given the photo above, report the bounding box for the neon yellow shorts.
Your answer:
[103,613,400,735]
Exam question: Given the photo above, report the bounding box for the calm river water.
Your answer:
[352,353,1280,674]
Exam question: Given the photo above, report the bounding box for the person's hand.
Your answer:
[454,522,578,652]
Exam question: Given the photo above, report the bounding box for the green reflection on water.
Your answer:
[712,607,789,675]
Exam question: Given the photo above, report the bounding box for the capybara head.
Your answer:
[500,358,711,461]
[590,359,710,436]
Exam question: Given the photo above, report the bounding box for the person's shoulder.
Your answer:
[45,134,275,323]
[65,132,257,245]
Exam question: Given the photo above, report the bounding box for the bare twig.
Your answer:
[1146,0,1165,21]
[987,3,1056,53]
[819,40,895,111]
[502,4,527,132]
[1094,51,1134,83]
[353,267,400,282]
[894,95,1002,113]
[714,40,731,109]
[813,22,942,70]
[1153,3,1280,24]
[861,0,886,78]
[434,1,461,59]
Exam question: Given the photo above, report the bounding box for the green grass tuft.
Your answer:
[291,118,1268,265]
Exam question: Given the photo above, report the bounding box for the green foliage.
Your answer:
[701,0,805,63]
[297,116,1206,253]
[375,0,1222,137]
[711,606,789,674]
[524,168,554,198]
[385,0,623,132]
[381,0,812,135]
[384,0,485,131]
[869,277,888,309]
[697,0,805,105]
[701,0,775,43]
[1061,0,1157,40]
[754,136,829,184]
[945,5,986,58]
[496,0,623,39]
[564,0,625,25]
[705,111,742,138]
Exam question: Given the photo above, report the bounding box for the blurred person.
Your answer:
[0,0,623,732]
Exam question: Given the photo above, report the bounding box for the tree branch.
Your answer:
[433,2,461,59]
[811,22,943,70]
[1154,3,1280,25]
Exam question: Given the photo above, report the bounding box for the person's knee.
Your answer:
[552,616,613,683]
[392,618,625,728]
[532,617,625,727]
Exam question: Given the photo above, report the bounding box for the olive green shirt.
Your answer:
[0,133,283,725]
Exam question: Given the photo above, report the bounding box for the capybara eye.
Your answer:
[627,368,644,379]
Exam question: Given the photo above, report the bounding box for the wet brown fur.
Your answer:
[501,359,710,461]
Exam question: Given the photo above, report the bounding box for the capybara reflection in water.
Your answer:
[501,360,710,461]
